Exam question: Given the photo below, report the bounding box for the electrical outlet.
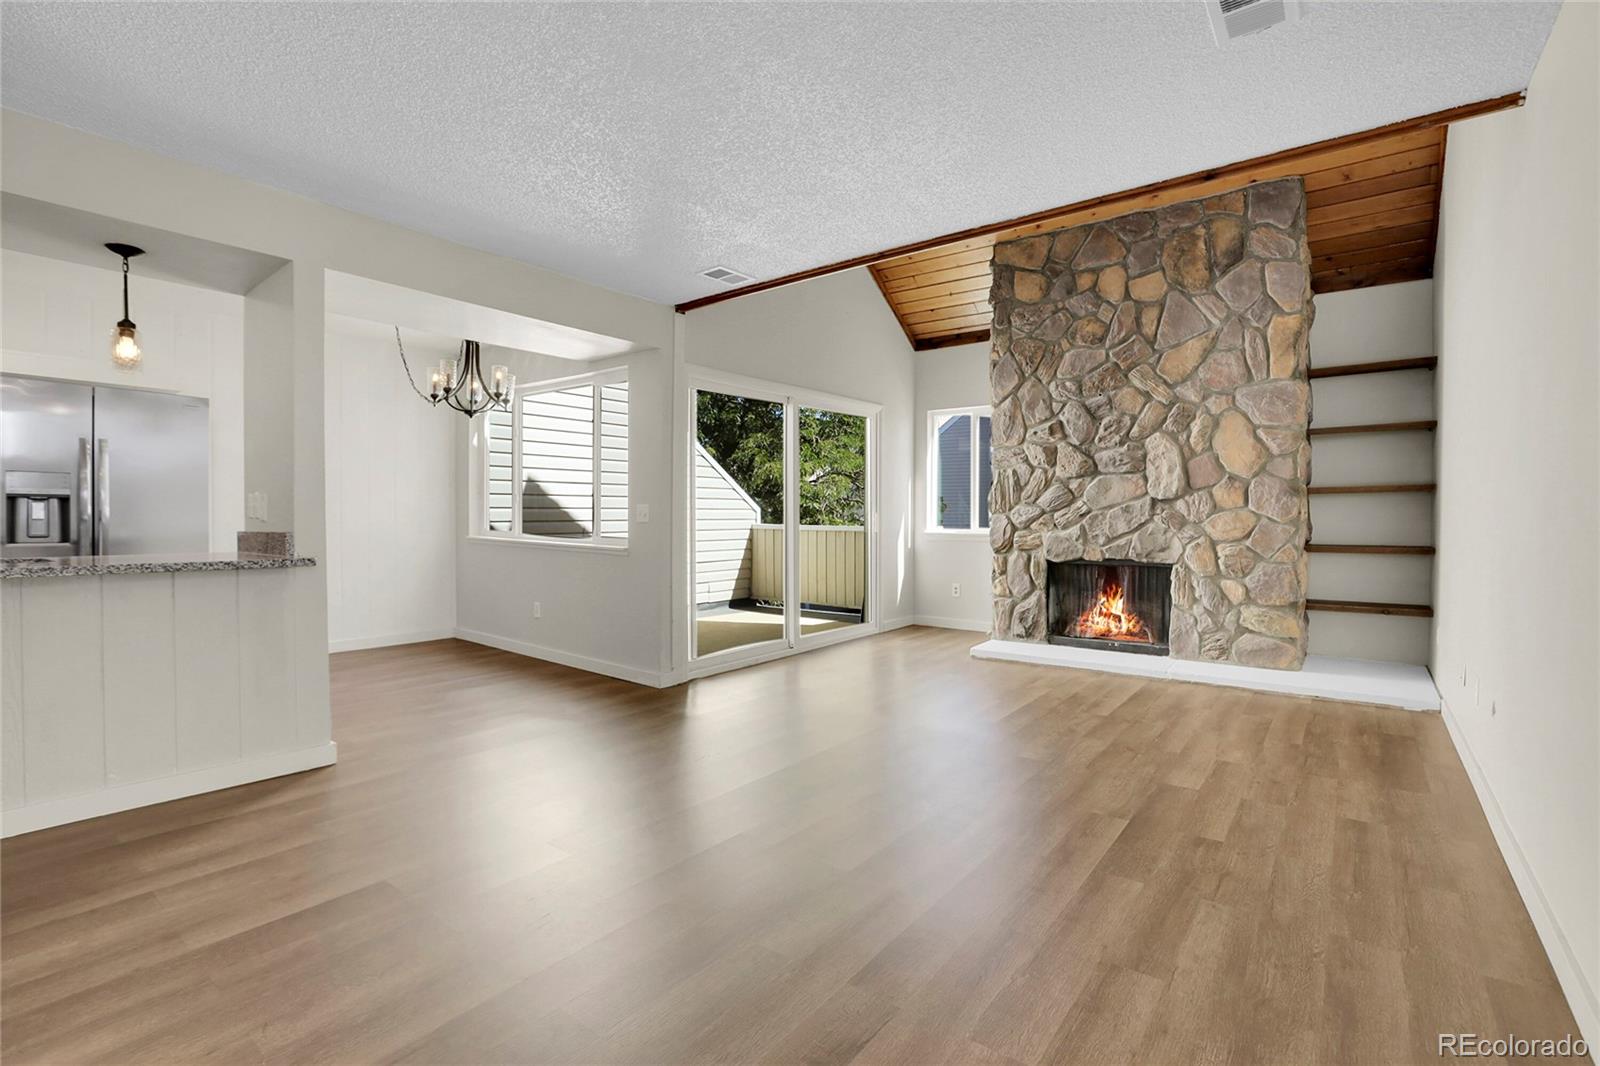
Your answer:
[951,583,961,598]
[533,601,542,619]
[635,504,650,523]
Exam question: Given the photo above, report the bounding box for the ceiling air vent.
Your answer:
[1207,0,1301,44]
[699,266,753,286]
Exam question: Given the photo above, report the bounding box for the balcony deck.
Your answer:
[695,603,863,656]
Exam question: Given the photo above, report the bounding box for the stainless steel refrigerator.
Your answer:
[1,374,210,558]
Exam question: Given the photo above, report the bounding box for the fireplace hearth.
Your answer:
[1047,560,1172,656]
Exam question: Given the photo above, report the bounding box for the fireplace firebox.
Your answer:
[1047,560,1172,655]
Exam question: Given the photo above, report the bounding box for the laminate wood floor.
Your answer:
[1,628,1581,1065]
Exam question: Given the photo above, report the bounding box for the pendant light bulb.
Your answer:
[111,322,142,370]
[105,242,146,372]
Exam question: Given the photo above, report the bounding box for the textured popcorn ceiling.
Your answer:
[0,2,1558,305]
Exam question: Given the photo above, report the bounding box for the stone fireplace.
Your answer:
[988,178,1313,670]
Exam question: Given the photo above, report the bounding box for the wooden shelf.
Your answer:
[1308,483,1436,495]
[1307,598,1434,618]
[1308,356,1437,379]
[1308,419,1437,437]
[1307,544,1435,555]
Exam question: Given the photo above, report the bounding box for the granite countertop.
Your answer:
[0,552,317,579]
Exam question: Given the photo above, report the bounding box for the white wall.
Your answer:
[1432,0,1599,1045]
[913,340,993,632]
[1306,278,1436,664]
[455,343,675,685]
[323,316,457,651]
[243,262,294,534]
[0,248,245,549]
[680,267,916,665]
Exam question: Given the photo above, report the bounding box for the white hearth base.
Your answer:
[970,639,1440,711]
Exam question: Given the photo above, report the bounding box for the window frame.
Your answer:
[926,404,992,536]
[475,365,629,553]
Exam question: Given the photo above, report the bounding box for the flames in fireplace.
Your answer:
[1073,578,1151,644]
[1049,560,1170,654]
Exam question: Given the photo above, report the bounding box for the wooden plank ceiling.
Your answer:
[872,125,1449,350]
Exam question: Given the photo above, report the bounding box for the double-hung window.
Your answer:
[928,405,992,533]
[485,368,628,547]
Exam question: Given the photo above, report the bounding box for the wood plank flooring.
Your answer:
[0,627,1580,1064]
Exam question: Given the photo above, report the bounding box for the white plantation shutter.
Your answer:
[599,381,629,541]
[486,406,515,532]
[521,383,596,538]
[484,371,628,546]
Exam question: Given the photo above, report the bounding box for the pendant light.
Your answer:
[105,243,145,371]
[395,329,513,418]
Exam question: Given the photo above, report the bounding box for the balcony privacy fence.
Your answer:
[749,525,866,611]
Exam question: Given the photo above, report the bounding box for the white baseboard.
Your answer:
[329,628,457,653]
[912,614,990,633]
[1441,698,1599,1052]
[970,639,1440,711]
[454,627,671,688]
[1,742,338,838]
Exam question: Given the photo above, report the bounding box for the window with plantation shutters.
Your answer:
[483,370,628,547]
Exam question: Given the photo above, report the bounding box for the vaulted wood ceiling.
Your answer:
[871,124,1453,349]
[675,93,1522,352]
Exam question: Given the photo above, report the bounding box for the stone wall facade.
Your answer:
[987,178,1314,670]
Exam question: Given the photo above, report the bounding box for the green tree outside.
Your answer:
[696,392,866,526]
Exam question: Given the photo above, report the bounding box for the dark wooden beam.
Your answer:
[673,93,1523,314]
[1313,256,1433,293]
[913,330,992,352]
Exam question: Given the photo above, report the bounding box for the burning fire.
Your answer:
[1074,579,1151,643]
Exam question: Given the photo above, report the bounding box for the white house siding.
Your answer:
[694,444,761,607]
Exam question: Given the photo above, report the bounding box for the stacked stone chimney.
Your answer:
[987,178,1314,670]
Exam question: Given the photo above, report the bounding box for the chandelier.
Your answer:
[396,328,514,417]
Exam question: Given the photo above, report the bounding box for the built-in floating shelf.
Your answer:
[1309,356,1438,379]
[1308,420,1438,437]
[1307,544,1436,555]
[1307,598,1434,618]
[1308,483,1436,495]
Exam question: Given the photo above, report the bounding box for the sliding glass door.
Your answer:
[689,377,875,664]
[794,405,868,644]
[692,386,788,658]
